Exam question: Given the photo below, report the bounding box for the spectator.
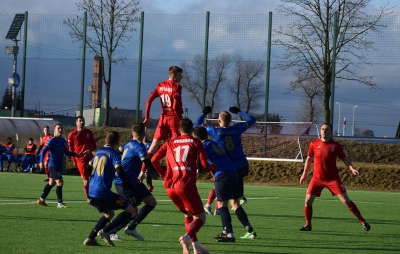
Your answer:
[18,138,37,173]
[0,137,15,172]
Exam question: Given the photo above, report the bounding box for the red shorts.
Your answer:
[307,177,346,196]
[74,158,91,180]
[166,188,204,215]
[153,115,180,140]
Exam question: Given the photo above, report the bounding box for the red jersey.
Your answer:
[67,128,96,162]
[40,134,53,158]
[152,134,217,189]
[307,139,346,180]
[145,79,183,120]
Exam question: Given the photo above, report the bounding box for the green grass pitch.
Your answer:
[0,172,399,254]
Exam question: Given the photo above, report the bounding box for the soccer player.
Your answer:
[299,123,371,232]
[193,126,257,242]
[108,123,158,241]
[195,106,257,239]
[68,116,97,202]
[37,124,80,208]
[143,66,183,156]
[17,138,37,173]
[83,131,141,247]
[152,118,217,254]
[0,137,15,172]
[37,126,53,181]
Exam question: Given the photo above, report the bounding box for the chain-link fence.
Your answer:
[0,12,399,137]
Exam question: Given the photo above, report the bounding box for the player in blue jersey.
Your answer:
[195,106,257,239]
[193,126,257,242]
[37,124,80,208]
[107,123,157,241]
[83,131,142,246]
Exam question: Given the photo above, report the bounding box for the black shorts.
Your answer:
[237,165,249,178]
[115,182,152,207]
[90,193,130,213]
[214,170,238,201]
[48,166,63,180]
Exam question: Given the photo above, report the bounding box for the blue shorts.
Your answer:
[214,170,238,201]
[115,182,152,207]
[48,166,63,180]
[90,193,130,213]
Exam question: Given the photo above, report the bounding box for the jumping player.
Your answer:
[152,118,217,254]
[68,116,97,202]
[143,66,183,157]
[299,123,370,232]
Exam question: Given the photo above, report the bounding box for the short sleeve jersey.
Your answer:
[44,137,71,168]
[88,146,122,198]
[114,140,148,185]
[307,139,347,180]
[40,134,53,157]
[202,139,236,179]
[145,79,183,119]
[67,129,96,162]
[156,134,209,189]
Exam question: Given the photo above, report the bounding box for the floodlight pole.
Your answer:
[11,39,19,117]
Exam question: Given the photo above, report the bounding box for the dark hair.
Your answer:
[132,123,145,134]
[44,126,49,129]
[7,137,12,141]
[168,66,183,75]
[105,131,120,146]
[76,116,85,121]
[179,118,193,134]
[193,127,208,140]
[29,138,33,141]
[321,122,332,130]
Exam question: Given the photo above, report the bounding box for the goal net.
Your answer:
[204,120,319,162]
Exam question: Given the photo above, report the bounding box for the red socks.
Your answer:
[347,201,365,223]
[304,206,313,227]
[186,218,204,242]
[207,188,216,205]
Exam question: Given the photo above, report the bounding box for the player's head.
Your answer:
[76,116,85,129]
[105,131,120,147]
[28,138,33,143]
[179,118,193,135]
[43,126,50,135]
[168,66,183,82]
[6,137,12,143]
[132,123,146,140]
[193,126,208,141]
[53,123,63,137]
[320,122,332,140]
[218,111,232,127]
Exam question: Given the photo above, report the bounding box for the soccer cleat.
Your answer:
[110,233,123,241]
[147,185,154,192]
[124,227,145,241]
[97,229,115,246]
[57,203,68,208]
[299,225,312,231]
[83,238,101,246]
[17,167,23,173]
[179,235,190,254]
[204,205,213,215]
[362,222,371,231]
[216,237,235,243]
[37,199,48,207]
[214,209,220,215]
[213,232,227,239]
[240,196,247,206]
[193,243,210,254]
[240,231,257,239]
[43,178,49,182]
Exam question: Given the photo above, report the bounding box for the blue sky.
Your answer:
[0,1,400,137]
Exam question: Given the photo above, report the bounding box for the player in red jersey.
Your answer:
[37,126,53,181]
[299,123,370,232]
[143,66,183,156]
[152,118,217,254]
[67,116,97,202]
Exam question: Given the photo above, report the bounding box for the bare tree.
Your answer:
[287,69,323,122]
[64,0,140,126]
[274,0,392,122]
[180,54,231,112]
[230,56,265,113]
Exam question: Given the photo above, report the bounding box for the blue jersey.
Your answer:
[145,142,152,151]
[202,139,236,179]
[89,146,122,198]
[41,137,75,168]
[195,111,256,169]
[114,140,148,185]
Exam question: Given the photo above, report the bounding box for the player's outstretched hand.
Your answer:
[229,106,240,114]
[202,106,212,115]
